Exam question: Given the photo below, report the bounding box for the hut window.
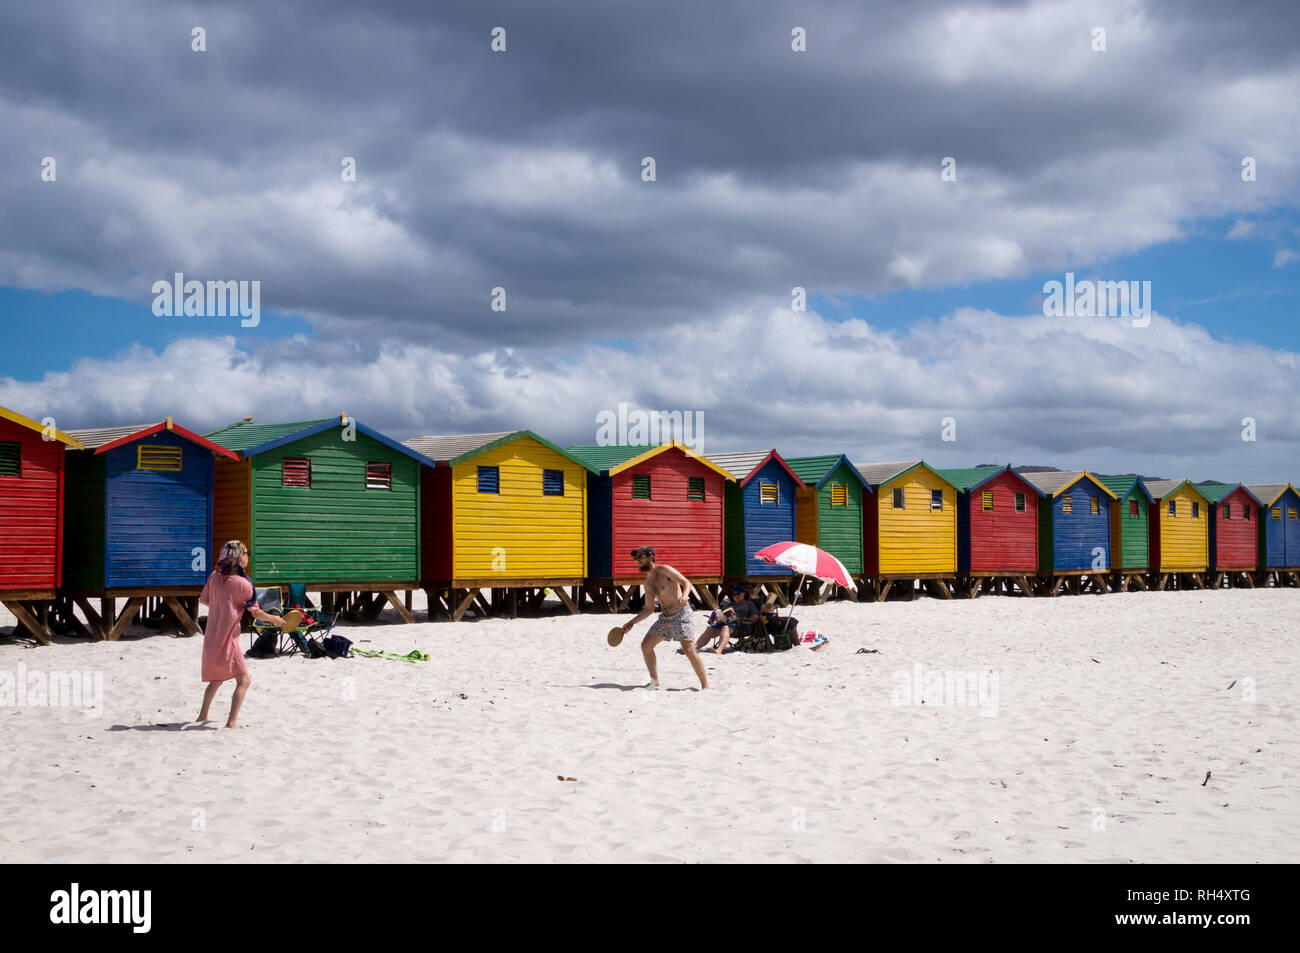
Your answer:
[930,490,943,511]
[1129,500,1139,517]
[632,474,651,499]
[688,477,705,502]
[892,488,905,509]
[759,482,778,505]
[477,465,500,494]
[830,483,847,507]
[1168,501,1176,518]
[1222,503,1231,520]
[1015,492,1026,513]
[1272,507,1281,520]
[981,490,994,511]
[0,441,19,477]
[1062,497,1073,515]
[1290,508,1298,521]
[542,469,564,496]
[1244,505,1251,521]
[282,457,311,488]
[1192,502,1200,519]
[366,462,392,490]
[137,444,182,472]
[1090,497,1099,515]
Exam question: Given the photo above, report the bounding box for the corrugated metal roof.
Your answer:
[65,424,156,449]
[1195,482,1238,504]
[706,450,774,482]
[402,432,518,463]
[1246,483,1289,505]
[1096,474,1140,497]
[852,461,921,486]
[1023,470,1085,495]
[1145,479,1197,499]
[934,465,1006,491]
[566,444,653,472]
[206,418,331,451]
[785,454,840,484]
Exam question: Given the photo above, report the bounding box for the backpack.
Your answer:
[321,635,353,659]
[246,628,278,658]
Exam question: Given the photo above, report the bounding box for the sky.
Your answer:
[0,0,1297,482]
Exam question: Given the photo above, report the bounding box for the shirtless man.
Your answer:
[617,546,710,690]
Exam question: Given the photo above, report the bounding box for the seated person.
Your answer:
[695,584,761,654]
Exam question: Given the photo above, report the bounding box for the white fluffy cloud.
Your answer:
[2,306,1294,483]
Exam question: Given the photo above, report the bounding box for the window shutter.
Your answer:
[632,474,651,499]
[830,483,847,507]
[1090,497,1099,515]
[892,488,904,509]
[1244,505,1251,521]
[760,482,778,504]
[930,489,943,511]
[477,465,500,494]
[1222,503,1231,520]
[1062,497,1073,514]
[1290,508,1297,521]
[282,457,311,487]
[366,462,392,490]
[687,477,705,501]
[137,444,183,472]
[1129,500,1138,517]
[542,469,564,496]
[1192,502,1199,519]
[0,441,20,477]
[1272,507,1281,520]
[981,490,993,511]
[1168,501,1176,518]
[1015,492,1025,513]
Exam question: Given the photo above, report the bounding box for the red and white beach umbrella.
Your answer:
[755,541,854,590]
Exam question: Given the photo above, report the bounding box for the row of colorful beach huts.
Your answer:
[2,403,1298,643]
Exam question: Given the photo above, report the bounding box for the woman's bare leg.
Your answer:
[709,625,732,654]
[197,681,221,721]
[226,674,251,728]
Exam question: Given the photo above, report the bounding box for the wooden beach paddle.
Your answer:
[279,609,303,630]
[607,625,625,647]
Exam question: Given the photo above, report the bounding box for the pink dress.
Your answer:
[200,570,256,682]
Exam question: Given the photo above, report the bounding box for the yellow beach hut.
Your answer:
[403,430,596,620]
[1144,479,1210,589]
[853,460,959,600]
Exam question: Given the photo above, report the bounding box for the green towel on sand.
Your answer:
[350,648,431,663]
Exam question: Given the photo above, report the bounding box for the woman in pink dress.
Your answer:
[197,540,287,728]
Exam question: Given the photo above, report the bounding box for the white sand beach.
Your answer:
[1,589,1296,863]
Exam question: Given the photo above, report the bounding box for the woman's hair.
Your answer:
[216,540,246,576]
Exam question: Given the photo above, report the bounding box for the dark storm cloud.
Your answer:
[2,0,1299,351]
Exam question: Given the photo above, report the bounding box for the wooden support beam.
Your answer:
[163,596,202,636]
[473,592,492,618]
[451,589,479,622]
[380,590,416,624]
[877,579,894,602]
[554,586,579,615]
[106,597,146,642]
[3,601,53,645]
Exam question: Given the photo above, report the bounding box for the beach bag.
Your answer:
[246,628,278,658]
[305,637,327,659]
[321,635,353,659]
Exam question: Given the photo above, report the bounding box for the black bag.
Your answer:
[321,635,353,659]
[246,628,278,658]
[306,637,327,659]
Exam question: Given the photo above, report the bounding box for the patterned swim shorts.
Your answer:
[647,606,695,642]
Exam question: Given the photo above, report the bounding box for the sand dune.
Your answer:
[1,588,1296,862]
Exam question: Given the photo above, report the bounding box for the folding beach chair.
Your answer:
[248,586,339,658]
